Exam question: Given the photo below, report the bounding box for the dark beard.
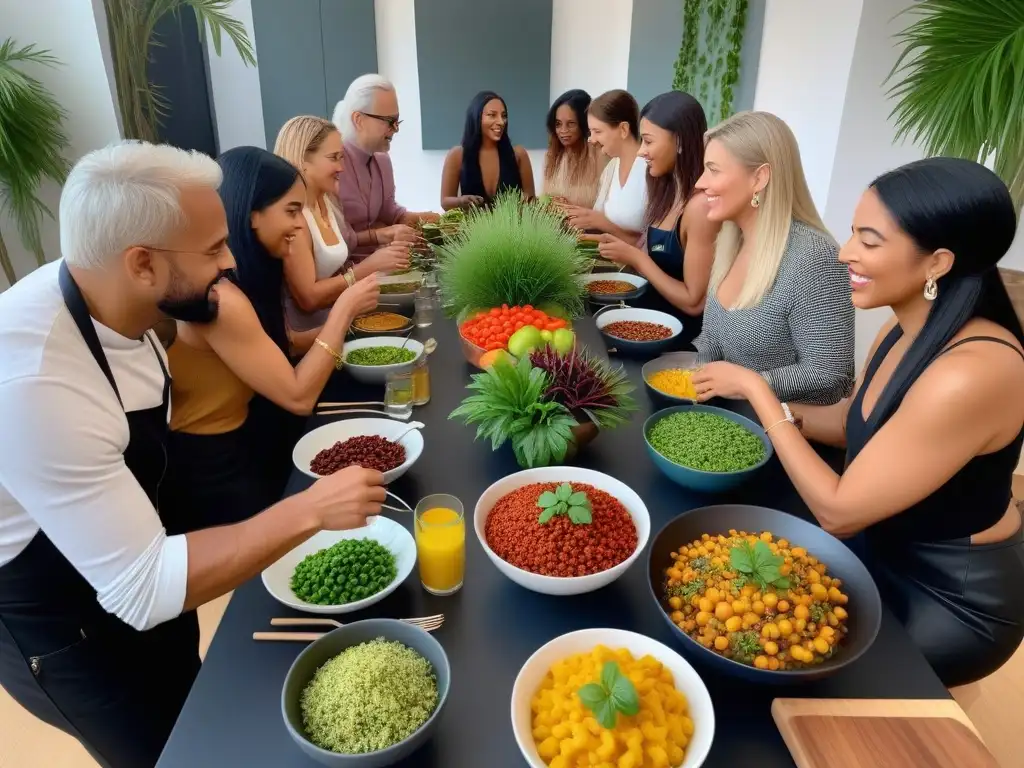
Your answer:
[158,269,230,324]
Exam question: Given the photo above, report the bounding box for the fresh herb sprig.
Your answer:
[577,661,639,729]
[729,539,791,592]
[537,483,592,524]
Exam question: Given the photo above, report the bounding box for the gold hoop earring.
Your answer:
[924,276,938,301]
[751,192,761,209]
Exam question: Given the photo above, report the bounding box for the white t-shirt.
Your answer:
[595,156,648,233]
[0,261,187,631]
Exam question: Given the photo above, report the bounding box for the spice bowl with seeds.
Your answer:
[473,466,651,596]
[292,418,424,484]
[281,618,450,766]
[594,306,683,357]
[643,404,772,493]
[642,352,700,405]
[580,272,648,304]
[351,311,413,336]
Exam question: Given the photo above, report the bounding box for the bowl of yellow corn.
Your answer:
[511,628,714,768]
[642,353,700,406]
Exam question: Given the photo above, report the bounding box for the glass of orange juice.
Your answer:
[415,494,465,595]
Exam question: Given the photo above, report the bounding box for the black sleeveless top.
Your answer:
[642,210,703,349]
[459,144,522,205]
[846,327,1024,542]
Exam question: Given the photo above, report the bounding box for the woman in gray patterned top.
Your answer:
[690,111,854,405]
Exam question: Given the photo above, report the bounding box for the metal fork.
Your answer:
[253,614,444,642]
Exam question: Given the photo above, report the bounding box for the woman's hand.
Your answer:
[690,361,765,401]
[362,243,410,274]
[591,232,643,268]
[336,272,380,319]
[376,223,419,246]
[306,466,387,530]
[565,206,603,231]
[456,194,485,209]
[417,211,442,224]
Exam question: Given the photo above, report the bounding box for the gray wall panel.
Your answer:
[414,0,552,150]
[321,0,379,116]
[627,0,764,120]
[251,0,327,148]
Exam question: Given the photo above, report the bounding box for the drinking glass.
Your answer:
[384,370,413,419]
[414,494,465,595]
[414,290,434,328]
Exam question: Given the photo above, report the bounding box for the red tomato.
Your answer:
[523,304,534,312]
[501,303,509,312]
[514,321,525,331]
[489,308,501,317]
[549,318,566,329]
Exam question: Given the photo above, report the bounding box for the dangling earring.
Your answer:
[750,191,761,209]
[924,276,938,301]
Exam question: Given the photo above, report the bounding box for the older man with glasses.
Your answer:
[332,74,439,261]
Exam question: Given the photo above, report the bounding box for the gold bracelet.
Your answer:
[764,417,795,435]
[314,337,344,370]
[343,268,356,287]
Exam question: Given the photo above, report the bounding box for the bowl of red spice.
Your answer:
[474,467,650,595]
[293,418,424,484]
[581,272,649,304]
[594,306,683,357]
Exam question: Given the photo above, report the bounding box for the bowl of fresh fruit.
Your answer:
[458,304,575,369]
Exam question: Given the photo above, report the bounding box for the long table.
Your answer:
[158,314,949,767]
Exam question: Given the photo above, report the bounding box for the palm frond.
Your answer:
[0,38,70,277]
[886,0,1024,207]
[104,0,255,142]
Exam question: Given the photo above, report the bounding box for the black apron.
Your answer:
[642,211,702,350]
[0,263,200,768]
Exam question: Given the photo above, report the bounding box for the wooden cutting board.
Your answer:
[772,699,999,768]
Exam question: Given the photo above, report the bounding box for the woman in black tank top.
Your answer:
[690,157,1024,686]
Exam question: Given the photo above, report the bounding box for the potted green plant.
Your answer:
[103,0,256,142]
[887,1,1024,208]
[0,39,70,285]
[449,351,637,469]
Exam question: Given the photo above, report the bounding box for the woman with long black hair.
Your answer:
[691,157,1024,686]
[440,90,535,210]
[162,147,379,527]
[542,88,606,208]
[587,91,720,348]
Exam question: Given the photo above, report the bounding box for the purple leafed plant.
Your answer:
[529,346,637,430]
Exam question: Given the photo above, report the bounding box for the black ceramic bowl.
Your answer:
[282,619,450,767]
[646,505,881,683]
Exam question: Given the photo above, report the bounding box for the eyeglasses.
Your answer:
[359,112,402,131]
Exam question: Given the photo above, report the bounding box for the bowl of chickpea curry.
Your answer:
[647,505,881,682]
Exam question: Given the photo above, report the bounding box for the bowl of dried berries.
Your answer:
[473,467,650,595]
[594,306,683,357]
[292,418,424,484]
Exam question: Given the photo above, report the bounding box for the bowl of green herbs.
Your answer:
[643,404,772,493]
[282,618,450,766]
[342,337,424,384]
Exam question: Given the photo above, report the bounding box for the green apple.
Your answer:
[552,328,575,354]
[540,330,554,343]
[508,325,543,357]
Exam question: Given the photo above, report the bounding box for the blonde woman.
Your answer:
[274,116,409,332]
[690,111,854,404]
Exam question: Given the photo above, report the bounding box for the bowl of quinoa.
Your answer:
[473,467,651,596]
[282,618,450,767]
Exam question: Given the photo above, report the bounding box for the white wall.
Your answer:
[753,0,863,213]
[0,0,121,288]
[204,0,265,151]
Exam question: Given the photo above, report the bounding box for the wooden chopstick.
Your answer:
[253,631,323,642]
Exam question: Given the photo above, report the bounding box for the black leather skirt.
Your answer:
[864,526,1024,687]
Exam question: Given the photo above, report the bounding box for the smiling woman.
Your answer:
[161,147,381,527]
[542,89,607,208]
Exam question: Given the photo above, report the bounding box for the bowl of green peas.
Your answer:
[262,517,416,614]
[342,336,425,384]
[643,404,773,493]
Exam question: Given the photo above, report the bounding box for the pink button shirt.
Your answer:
[336,140,408,260]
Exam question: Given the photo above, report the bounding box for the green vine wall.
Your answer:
[672,0,748,123]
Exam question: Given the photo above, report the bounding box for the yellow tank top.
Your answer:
[167,339,254,435]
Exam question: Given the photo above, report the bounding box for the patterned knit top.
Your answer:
[694,220,855,405]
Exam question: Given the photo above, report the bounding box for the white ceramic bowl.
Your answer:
[581,272,649,302]
[342,337,424,384]
[512,628,715,768]
[474,467,650,596]
[261,517,416,615]
[292,418,424,483]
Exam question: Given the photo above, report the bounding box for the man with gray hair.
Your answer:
[333,73,439,260]
[0,141,386,767]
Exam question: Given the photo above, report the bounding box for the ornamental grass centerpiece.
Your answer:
[449,350,636,469]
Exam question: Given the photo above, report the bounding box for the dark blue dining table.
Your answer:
[157,313,948,767]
